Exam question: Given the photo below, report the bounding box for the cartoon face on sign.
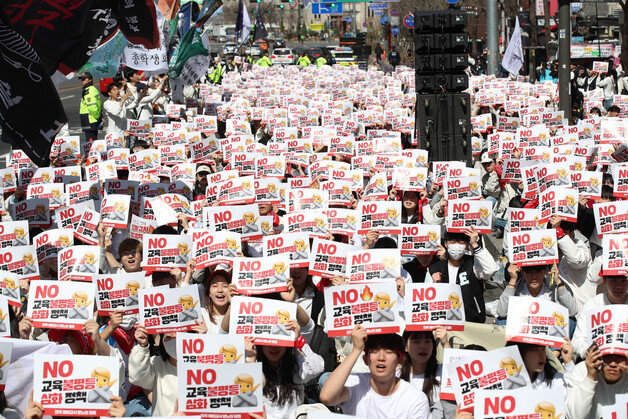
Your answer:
[535,402,562,419]
[293,239,308,259]
[373,291,395,323]
[3,278,18,300]
[242,212,259,234]
[88,367,116,403]
[219,344,243,364]
[270,262,288,284]
[59,235,72,248]
[23,253,37,274]
[232,374,260,407]
[176,243,190,264]
[68,291,91,319]
[446,293,463,321]
[540,236,555,257]
[386,208,399,227]
[270,309,292,336]
[500,357,527,389]
[178,295,199,322]
[477,207,490,226]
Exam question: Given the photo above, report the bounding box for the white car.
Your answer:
[222,43,238,55]
[271,48,295,65]
[245,46,262,57]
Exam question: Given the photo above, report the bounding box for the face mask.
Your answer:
[164,338,177,359]
[448,244,467,261]
[119,314,138,331]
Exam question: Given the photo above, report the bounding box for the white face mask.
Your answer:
[164,338,177,359]
[119,314,138,331]
[448,243,467,261]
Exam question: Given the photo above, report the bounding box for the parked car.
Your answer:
[270,39,286,49]
[218,35,227,43]
[245,45,262,57]
[306,47,324,62]
[271,48,295,65]
[331,47,357,66]
[222,43,238,55]
[254,39,269,51]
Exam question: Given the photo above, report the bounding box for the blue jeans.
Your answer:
[125,394,152,417]
[603,98,614,110]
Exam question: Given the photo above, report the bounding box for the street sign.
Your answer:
[363,22,367,28]
[446,0,459,3]
[403,14,414,29]
[379,16,389,24]
[390,16,399,25]
[373,10,383,15]
[391,25,399,35]
[390,8,399,16]
[369,3,388,9]
[311,2,343,14]
[343,16,352,22]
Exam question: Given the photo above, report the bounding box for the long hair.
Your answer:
[507,341,556,386]
[400,331,440,405]
[203,270,232,324]
[256,346,301,407]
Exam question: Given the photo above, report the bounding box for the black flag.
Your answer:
[252,13,267,42]
[0,17,66,167]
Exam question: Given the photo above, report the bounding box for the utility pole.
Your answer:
[558,0,571,120]
[487,0,499,75]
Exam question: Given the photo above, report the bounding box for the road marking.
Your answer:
[61,95,75,100]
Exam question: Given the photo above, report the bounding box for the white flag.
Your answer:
[241,2,252,43]
[502,17,524,76]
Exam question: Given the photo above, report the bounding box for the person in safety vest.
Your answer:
[78,71,102,142]
[316,55,327,68]
[256,51,273,67]
[296,53,311,67]
[207,57,225,84]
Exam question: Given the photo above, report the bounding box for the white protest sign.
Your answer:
[231,254,291,294]
[142,234,193,272]
[602,234,628,275]
[94,273,146,316]
[229,296,297,347]
[139,285,202,334]
[505,296,570,347]
[177,333,246,365]
[404,283,465,331]
[587,305,628,356]
[475,389,565,419]
[27,280,95,330]
[178,362,263,417]
[447,199,493,234]
[308,238,354,279]
[345,249,400,283]
[508,229,559,266]
[324,282,400,337]
[58,245,100,281]
[33,354,119,417]
[446,346,532,411]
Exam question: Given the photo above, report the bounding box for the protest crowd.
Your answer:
[0,38,627,419]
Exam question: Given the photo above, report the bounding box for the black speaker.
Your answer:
[415,34,434,52]
[416,75,436,93]
[451,33,470,51]
[415,12,435,31]
[450,10,468,30]
[433,33,450,50]
[416,94,437,143]
[415,55,435,72]
[434,11,450,31]
[436,94,453,137]
[449,73,469,91]
[452,93,471,138]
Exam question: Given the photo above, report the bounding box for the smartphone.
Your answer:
[587,342,598,353]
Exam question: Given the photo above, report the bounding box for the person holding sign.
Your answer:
[319,326,431,418]
[571,274,628,359]
[427,229,499,323]
[98,224,143,274]
[506,341,574,393]
[201,270,234,335]
[497,263,578,322]
[566,345,628,419]
[129,326,179,417]
[400,330,450,418]
[249,317,325,418]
